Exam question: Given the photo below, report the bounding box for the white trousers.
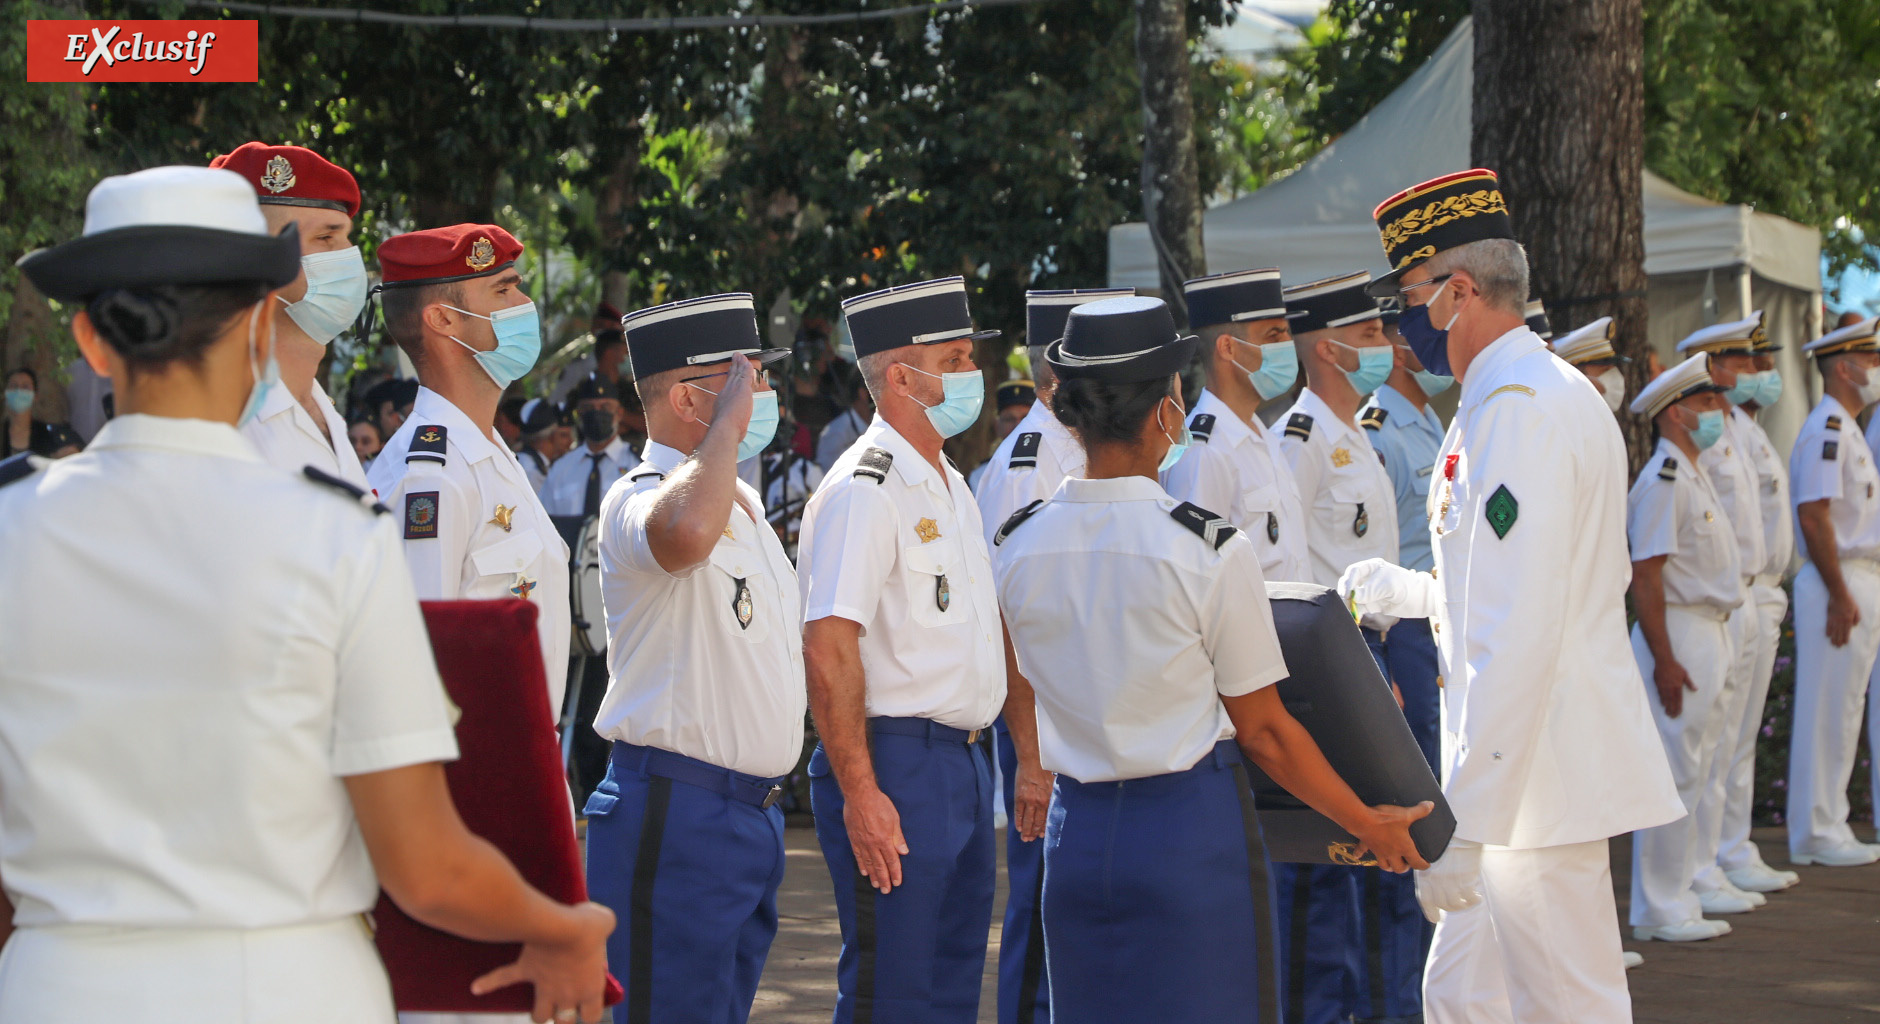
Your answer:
[1628,607,1733,927]
[0,916,392,1023]
[1690,591,1757,892]
[1422,840,1632,1024]
[1716,581,1789,873]
[1788,561,1880,855]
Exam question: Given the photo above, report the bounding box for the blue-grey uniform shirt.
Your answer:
[1360,383,1445,573]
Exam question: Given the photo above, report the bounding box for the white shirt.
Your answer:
[594,443,807,778]
[369,388,573,721]
[817,408,871,471]
[1161,388,1309,582]
[0,415,457,929]
[1278,387,1401,587]
[974,400,1085,552]
[798,418,1006,731]
[541,435,640,518]
[1696,410,1765,582]
[1629,438,1744,611]
[1739,408,1793,576]
[994,475,1289,783]
[1794,396,1880,561]
[240,379,369,489]
[1427,327,1682,849]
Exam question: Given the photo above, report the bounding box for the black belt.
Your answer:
[610,742,785,809]
[868,716,985,746]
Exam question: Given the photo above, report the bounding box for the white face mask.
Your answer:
[1857,364,1880,409]
[1595,367,1625,414]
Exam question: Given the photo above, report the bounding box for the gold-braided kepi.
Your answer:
[1805,316,1879,359]
[1367,168,1517,297]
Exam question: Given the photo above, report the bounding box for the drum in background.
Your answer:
[569,514,607,658]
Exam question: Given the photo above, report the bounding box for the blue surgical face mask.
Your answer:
[689,382,780,462]
[1722,370,1759,406]
[902,364,984,438]
[1332,340,1394,397]
[1157,398,1192,473]
[1396,281,1463,376]
[1690,408,1725,450]
[4,388,33,415]
[1413,367,1455,397]
[445,300,543,390]
[1234,339,1297,401]
[238,299,279,428]
[1754,369,1784,407]
[279,246,367,344]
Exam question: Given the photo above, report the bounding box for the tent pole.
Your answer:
[1736,265,1753,319]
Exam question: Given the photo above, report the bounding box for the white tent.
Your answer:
[1109,17,1824,452]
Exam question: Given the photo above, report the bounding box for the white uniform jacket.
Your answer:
[240,379,368,488]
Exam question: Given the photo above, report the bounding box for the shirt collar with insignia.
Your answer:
[1193,387,1257,448]
[1371,382,1444,435]
[1458,326,1545,412]
[1051,473,1169,505]
[407,386,505,465]
[87,413,262,462]
[862,415,959,498]
[1294,386,1366,448]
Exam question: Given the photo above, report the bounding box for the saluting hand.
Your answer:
[846,785,909,894]
[1653,657,1698,718]
[712,354,759,439]
[1349,800,1434,874]
[1827,586,1860,648]
[1012,762,1055,843]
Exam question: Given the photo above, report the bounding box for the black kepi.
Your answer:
[621,292,788,380]
[1045,295,1197,383]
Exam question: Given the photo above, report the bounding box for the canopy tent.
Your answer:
[1109,17,1824,454]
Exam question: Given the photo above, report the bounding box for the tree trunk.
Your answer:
[1473,0,1650,470]
[1134,0,1206,326]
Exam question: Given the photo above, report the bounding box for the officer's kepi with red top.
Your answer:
[377,224,524,289]
[210,142,361,218]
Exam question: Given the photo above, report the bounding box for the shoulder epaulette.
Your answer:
[1169,501,1238,550]
[625,464,666,484]
[1188,413,1217,443]
[1658,457,1678,482]
[853,446,893,484]
[1010,431,1042,468]
[406,424,448,464]
[302,465,389,514]
[1284,413,1314,441]
[1360,407,1387,431]
[995,499,1046,547]
[0,452,43,490]
[1826,415,1843,432]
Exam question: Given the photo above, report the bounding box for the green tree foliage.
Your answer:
[1284,0,1468,140]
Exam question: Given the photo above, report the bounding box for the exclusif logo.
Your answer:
[25,21,259,83]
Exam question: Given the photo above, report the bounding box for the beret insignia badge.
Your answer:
[466,236,497,271]
[260,155,296,194]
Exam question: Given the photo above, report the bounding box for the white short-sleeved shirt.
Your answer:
[1696,410,1766,582]
[593,442,807,778]
[240,379,369,489]
[540,435,640,517]
[1739,408,1792,576]
[369,387,572,721]
[1278,387,1401,587]
[798,418,1006,731]
[974,401,1085,551]
[0,415,458,929]
[1791,396,1880,561]
[1628,438,1744,611]
[1161,387,1309,582]
[993,475,1289,783]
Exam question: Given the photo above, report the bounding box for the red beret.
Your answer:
[379,224,524,288]
[209,142,361,218]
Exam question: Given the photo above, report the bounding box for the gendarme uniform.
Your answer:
[1161,269,1308,583]
[973,286,1127,1024]
[583,294,805,1024]
[1788,317,1880,865]
[797,277,1006,1024]
[1623,355,1743,936]
[993,295,1290,1024]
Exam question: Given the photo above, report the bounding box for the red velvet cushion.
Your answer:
[373,599,622,1011]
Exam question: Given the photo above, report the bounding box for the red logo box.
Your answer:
[26,20,258,82]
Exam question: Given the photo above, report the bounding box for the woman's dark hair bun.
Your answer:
[90,288,182,352]
[83,281,269,371]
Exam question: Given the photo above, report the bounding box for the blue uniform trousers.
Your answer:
[994,720,1050,1024]
[1271,862,1362,1024]
[583,742,788,1024]
[808,719,997,1024]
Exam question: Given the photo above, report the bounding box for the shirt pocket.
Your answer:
[470,531,546,595]
[1328,478,1372,538]
[903,542,966,629]
[706,544,771,644]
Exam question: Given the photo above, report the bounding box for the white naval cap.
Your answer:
[1524,298,1552,340]
[1676,311,1765,355]
[1551,316,1616,366]
[1804,316,1880,359]
[1630,353,1722,419]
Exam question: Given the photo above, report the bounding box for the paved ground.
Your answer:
[749,824,1880,1023]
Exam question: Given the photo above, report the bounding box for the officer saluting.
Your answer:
[583,293,803,1024]
[367,225,572,729]
[1161,268,1308,583]
[798,276,1010,1024]
[1788,315,1880,867]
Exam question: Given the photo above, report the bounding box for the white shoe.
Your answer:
[1633,918,1729,942]
[1726,863,1797,892]
[1623,950,1645,969]
[1721,880,1767,907]
[1698,887,1758,914]
[1792,841,1880,867]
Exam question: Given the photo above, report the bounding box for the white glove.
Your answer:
[1337,558,1442,621]
[1414,839,1484,924]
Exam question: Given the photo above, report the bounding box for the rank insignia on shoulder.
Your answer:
[1823,439,1839,461]
[1658,457,1678,481]
[1170,501,1237,550]
[1285,413,1314,441]
[853,446,894,483]
[626,465,667,485]
[303,466,389,515]
[995,499,1046,546]
[404,491,440,539]
[1360,407,1387,431]
[407,424,448,464]
[1827,415,1843,432]
[1010,432,1042,468]
[1188,413,1216,443]
[0,452,44,490]
[1484,484,1519,540]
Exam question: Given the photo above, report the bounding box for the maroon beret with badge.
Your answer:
[379,224,524,288]
[210,142,361,218]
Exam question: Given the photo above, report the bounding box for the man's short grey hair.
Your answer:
[859,349,899,402]
[1423,238,1529,318]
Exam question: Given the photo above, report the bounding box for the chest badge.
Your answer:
[723,524,736,541]
[1353,502,1369,538]
[1331,447,1353,468]
[1704,510,1715,523]
[488,504,515,532]
[916,517,941,544]
[1267,511,1280,544]
[936,573,951,613]
[732,576,754,630]
[510,573,536,599]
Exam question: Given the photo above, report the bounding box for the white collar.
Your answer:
[88,414,261,462]
[1053,474,1169,504]
[408,387,502,464]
